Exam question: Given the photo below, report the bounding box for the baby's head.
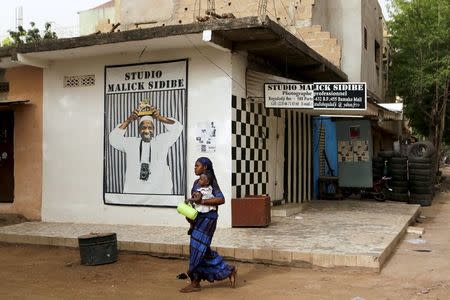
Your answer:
[192,191,202,199]
[198,170,214,187]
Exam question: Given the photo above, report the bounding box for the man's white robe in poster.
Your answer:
[109,119,183,194]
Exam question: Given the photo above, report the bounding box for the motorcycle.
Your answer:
[361,176,393,201]
[342,176,392,201]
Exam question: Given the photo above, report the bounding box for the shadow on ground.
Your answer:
[0,214,28,227]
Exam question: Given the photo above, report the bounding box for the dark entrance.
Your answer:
[0,111,14,203]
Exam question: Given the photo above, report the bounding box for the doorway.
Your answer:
[0,111,14,203]
[283,111,313,203]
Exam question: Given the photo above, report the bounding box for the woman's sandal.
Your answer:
[176,273,188,280]
[229,266,237,288]
[179,284,201,293]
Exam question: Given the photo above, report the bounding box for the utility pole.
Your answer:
[258,0,268,20]
[206,0,215,15]
[15,6,23,29]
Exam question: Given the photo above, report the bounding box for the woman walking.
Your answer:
[180,157,237,293]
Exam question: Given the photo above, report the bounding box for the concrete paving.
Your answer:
[0,200,420,271]
[271,203,306,217]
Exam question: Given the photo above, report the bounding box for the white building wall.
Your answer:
[42,46,233,228]
[312,0,385,100]
[311,0,362,82]
[361,0,384,99]
[79,6,116,36]
[231,51,247,99]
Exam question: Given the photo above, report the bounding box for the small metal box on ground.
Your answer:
[231,195,271,227]
[78,232,118,266]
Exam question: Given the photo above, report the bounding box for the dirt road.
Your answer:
[1,175,449,299]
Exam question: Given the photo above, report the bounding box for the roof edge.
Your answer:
[0,16,347,81]
[0,16,265,58]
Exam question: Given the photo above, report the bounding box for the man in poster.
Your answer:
[109,104,183,195]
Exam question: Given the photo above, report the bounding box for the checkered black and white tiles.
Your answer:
[231,95,312,203]
[231,96,269,198]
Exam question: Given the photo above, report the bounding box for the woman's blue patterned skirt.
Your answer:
[188,210,234,282]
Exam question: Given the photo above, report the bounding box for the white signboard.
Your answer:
[313,82,367,110]
[264,82,367,110]
[264,83,314,109]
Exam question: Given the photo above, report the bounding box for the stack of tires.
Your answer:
[372,156,386,180]
[408,142,436,206]
[388,156,409,202]
[373,151,409,202]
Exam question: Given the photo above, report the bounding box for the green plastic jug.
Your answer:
[177,202,198,220]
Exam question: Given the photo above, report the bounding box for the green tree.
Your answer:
[8,25,27,44]
[7,22,57,45]
[1,37,13,46]
[388,0,450,160]
[25,22,42,43]
[43,22,58,40]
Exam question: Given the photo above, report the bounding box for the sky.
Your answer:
[0,0,106,39]
[0,0,391,39]
[379,0,391,18]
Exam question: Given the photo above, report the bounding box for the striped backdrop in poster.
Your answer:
[103,60,187,207]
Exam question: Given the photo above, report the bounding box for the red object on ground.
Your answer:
[231,195,271,227]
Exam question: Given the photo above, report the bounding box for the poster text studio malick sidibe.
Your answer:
[108,69,185,93]
[107,79,185,92]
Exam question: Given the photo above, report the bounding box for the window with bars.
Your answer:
[364,27,368,50]
[0,82,9,93]
[375,40,381,82]
[375,40,381,64]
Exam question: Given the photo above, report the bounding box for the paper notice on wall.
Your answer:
[338,140,353,162]
[353,140,369,162]
[195,122,217,153]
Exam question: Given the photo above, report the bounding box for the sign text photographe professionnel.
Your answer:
[264,82,367,110]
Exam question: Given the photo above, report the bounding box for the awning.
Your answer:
[0,99,31,107]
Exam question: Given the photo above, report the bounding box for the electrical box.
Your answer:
[336,119,373,188]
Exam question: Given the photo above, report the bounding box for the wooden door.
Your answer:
[267,116,285,201]
[0,111,14,203]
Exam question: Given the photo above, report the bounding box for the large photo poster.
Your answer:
[103,59,187,207]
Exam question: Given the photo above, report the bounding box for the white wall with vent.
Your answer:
[42,42,233,228]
